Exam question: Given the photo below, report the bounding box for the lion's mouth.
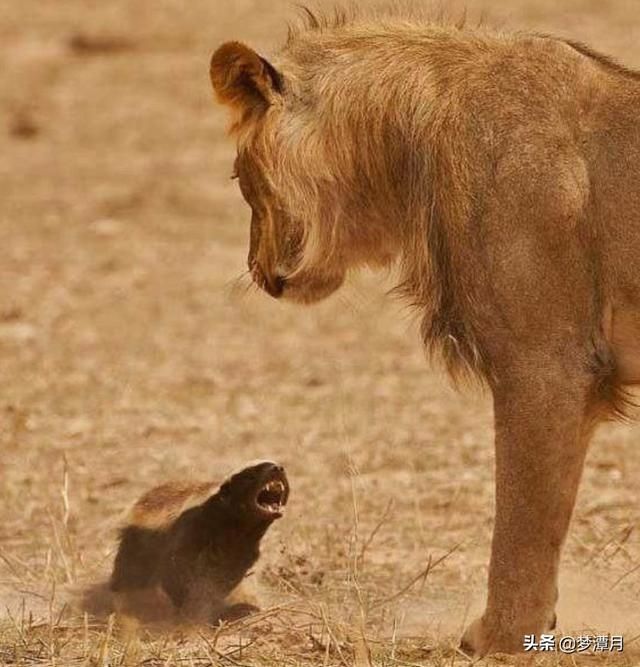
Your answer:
[276,272,345,305]
[255,477,288,518]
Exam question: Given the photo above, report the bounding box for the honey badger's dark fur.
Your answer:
[93,461,288,625]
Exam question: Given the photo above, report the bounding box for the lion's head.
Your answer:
[210,35,404,304]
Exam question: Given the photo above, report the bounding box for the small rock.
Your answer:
[67,33,135,56]
[90,218,123,237]
[9,112,39,139]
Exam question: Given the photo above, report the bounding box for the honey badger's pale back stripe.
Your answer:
[127,481,219,531]
[125,460,280,531]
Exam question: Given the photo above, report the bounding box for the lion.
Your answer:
[210,6,640,656]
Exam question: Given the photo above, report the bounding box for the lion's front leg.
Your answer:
[462,361,596,655]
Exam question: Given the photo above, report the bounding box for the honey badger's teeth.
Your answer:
[256,479,286,513]
[266,480,284,494]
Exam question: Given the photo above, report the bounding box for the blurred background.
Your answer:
[1,1,640,664]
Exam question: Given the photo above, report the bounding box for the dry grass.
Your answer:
[2,1,640,665]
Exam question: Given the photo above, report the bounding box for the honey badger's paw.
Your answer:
[217,603,260,623]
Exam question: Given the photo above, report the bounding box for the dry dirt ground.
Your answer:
[2,1,640,665]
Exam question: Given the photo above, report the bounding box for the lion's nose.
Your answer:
[268,274,286,298]
[249,261,286,298]
[263,271,285,298]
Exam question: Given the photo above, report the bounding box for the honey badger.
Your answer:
[107,460,289,624]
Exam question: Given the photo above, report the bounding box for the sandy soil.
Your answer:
[2,1,640,665]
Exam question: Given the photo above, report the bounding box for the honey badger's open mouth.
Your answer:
[255,476,288,518]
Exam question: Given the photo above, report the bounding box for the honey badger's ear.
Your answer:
[210,42,283,119]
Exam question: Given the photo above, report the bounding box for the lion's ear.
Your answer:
[210,42,283,123]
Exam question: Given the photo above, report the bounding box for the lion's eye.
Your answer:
[230,171,239,181]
